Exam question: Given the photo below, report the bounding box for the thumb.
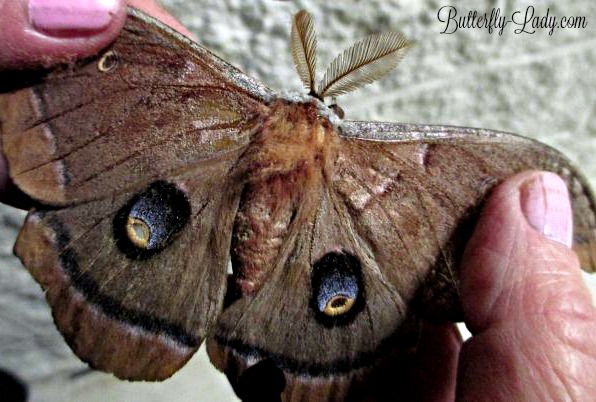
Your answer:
[0,0,128,69]
[457,171,596,401]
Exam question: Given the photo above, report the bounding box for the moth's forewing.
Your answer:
[0,8,273,206]
[340,121,596,275]
[0,9,272,380]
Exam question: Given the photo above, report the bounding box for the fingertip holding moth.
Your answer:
[0,6,595,402]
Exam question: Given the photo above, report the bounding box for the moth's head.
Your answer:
[289,9,411,119]
[277,90,344,127]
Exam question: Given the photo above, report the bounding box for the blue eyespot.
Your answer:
[310,251,364,326]
[113,181,191,260]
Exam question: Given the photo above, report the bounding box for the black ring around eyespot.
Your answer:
[113,181,191,260]
[310,251,364,327]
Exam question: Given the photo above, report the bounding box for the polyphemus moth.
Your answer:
[1,7,595,402]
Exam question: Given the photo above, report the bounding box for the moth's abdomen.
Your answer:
[232,175,296,294]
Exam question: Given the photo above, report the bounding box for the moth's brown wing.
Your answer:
[337,121,596,282]
[17,165,242,380]
[0,9,272,380]
[208,182,422,402]
[0,8,272,205]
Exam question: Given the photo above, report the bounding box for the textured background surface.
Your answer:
[1,0,595,401]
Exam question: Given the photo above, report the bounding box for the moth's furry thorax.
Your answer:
[232,99,341,295]
[247,99,340,181]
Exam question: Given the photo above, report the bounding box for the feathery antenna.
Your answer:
[290,10,411,104]
[290,10,318,94]
[317,32,410,99]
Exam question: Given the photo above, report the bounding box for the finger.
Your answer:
[405,322,462,402]
[457,171,596,400]
[357,321,461,401]
[0,0,127,69]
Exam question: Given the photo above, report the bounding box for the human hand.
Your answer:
[0,0,189,207]
[458,170,596,400]
[410,171,596,401]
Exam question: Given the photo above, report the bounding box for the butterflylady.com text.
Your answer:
[437,6,588,36]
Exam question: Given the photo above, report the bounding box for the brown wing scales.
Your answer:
[2,7,595,401]
[211,114,596,401]
[0,9,271,380]
[0,11,269,205]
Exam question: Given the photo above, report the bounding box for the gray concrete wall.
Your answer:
[1,1,594,400]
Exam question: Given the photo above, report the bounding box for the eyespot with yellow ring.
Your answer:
[310,251,364,326]
[113,181,191,260]
[125,216,151,249]
[323,295,355,316]
[97,50,119,72]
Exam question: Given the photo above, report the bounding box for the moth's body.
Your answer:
[233,99,339,295]
[1,8,595,402]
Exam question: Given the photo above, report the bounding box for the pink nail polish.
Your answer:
[29,0,118,33]
[520,172,573,247]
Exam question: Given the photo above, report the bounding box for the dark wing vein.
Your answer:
[25,85,141,132]
[17,117,241,178]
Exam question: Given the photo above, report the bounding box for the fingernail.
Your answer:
[29,0,118,34]
[520,172,573,247]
